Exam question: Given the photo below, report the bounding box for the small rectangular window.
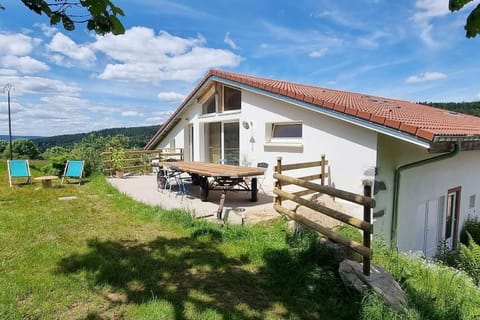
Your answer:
[266,122,303,146]
[202,95,216,114]
[223,86,241,111]
[272,123,302,138]
[470,194,476,209]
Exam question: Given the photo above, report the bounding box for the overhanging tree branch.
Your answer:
[449,0,480,38]
[4,0,125,35]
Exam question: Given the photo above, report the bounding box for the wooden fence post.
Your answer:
[275,157,282,206]
[321,154,326,186]
[363,181,372,276]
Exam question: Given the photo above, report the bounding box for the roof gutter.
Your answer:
[390,142,461,248]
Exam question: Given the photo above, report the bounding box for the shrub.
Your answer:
[460,216,480,246]
[435,239,460,267]
[40,153,71,176]
[3,139,41,159]
[458,233,480,285]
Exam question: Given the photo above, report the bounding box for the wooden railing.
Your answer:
[101,148,184,174]
[273,156,375,276]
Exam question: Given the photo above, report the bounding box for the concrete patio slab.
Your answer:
[108,174,280,224]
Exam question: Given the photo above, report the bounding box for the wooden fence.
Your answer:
[273,156,375,276]
[101,148,184,174]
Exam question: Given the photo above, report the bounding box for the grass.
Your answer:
[0,161,361,319]
[2,160,480,319]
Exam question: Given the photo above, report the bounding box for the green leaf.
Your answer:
[50,13,61,25]
[449,0,473,11]
[62,15,75,31]
[110,15,125,35]
[87,19,96,31]
[465,4,480,38]
[21,0,42,15]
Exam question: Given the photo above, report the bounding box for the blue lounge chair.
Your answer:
[61,160,85,185]
[7,159,31,187]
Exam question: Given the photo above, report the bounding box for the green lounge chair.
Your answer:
[7,159,32,187]
[61,160,85,185]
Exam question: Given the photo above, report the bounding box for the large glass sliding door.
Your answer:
[224,122,239,165]
[205,121,239,165]
[207,122,221,163]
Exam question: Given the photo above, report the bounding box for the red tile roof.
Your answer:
[210,70,480,142]
[145,69,480,149]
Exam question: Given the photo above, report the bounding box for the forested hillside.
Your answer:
[422,101,480,117]
[33,125,159,151]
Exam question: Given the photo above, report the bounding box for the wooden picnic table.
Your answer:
[158,161,266,218]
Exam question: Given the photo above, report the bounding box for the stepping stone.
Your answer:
[58,196,78,201]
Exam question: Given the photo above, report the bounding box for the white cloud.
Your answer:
[258,22,343,57]
[1,55,49,74]
[413,0,449,24]
[412,0,450,46]
[121,111,144,117]
[0,69,17,76]
[158,91,185,102]
[92,27,242,83]
[309,48,328,57]
[224,32,238,50]
[47,33,96,65]
[357,31,391,49]
[0,75,81,96]
[35,23,58,37]
[405,71,447,83]
[0,33,42,56]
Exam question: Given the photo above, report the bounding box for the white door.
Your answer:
[445,188,461,249]
[424,199,440,257]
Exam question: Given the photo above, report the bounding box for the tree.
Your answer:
[4,139,41,159]
[1,1,125,35]
[0,140,7,154]
[450,0,480,38]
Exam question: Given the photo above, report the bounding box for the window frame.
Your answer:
[267,122,303,144]
[201,94,217,115]
[223,86,241,112]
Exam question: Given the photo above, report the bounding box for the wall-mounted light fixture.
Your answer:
[242,121,250,130]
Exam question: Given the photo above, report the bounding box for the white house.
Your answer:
[145,69,480,256]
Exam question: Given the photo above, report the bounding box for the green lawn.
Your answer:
[0,161,362,319]
[2,160,480,319]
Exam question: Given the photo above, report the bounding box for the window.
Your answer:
[470,194,476,209]
[202,95,216,114]
[272,123,302,139]
[265,122,303,146]
[223,86,241,111]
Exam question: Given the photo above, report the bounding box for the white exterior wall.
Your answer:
[375,134,480,256]
[240,91,378,200]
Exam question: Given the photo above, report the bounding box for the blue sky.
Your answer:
[0,0,479,136]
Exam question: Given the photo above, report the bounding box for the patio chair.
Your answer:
[61,160,85,185]
[256,162,269,193]
[7,159,32,187]
[157,165,187,196]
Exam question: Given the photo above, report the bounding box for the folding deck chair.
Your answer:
[7,159,32,187]
[61,160,85,185]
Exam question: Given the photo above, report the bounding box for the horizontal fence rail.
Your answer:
[101,148,184,174]
[273,155,375,276]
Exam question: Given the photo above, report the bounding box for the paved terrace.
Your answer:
[108,174,280,224]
